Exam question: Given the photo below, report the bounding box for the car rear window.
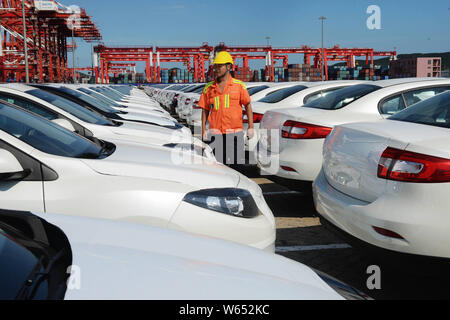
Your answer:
[388,91,450,129]
[303,84,381,110]
[247,85,269,96]
[259,85,308,103]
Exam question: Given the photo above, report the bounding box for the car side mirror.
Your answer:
[0,149,31,181]
[51,118,75,132]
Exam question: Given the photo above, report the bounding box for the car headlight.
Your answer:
[183,188,260,218]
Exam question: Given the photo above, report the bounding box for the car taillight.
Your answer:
[281,121,332,139]
[378,147,450,183]
[185,98,191,105]
[193,100,201,109]
[243,112,264,124]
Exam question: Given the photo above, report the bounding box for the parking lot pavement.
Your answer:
[226,165,450,300]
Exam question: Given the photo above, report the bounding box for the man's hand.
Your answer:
[244,103,254,140]
[247,127,255,140]
[202,130,209,141]
[202,109,210,141]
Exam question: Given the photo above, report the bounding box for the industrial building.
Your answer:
[389,57,442,78]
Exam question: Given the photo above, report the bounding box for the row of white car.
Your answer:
[0,83,368,299]
[150,77,450,261]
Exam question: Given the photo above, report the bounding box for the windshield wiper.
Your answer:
[76,152,100,159]
[111,120,124,127]
[16,249,67,300]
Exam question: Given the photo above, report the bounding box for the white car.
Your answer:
[249,82,305,103]
[244,81,367,154]
[159,84,195,110]
[33,84,179,125]
[92,85,156,105]
[0,101,275,251]
[257,78,450,190]
[313,91,450,258]
[87,84,173,114]
[176,85,205,120]
[74,85,168,116]
[0,84,214,155]
[0,209,370,300]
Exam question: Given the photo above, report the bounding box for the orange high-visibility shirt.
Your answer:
[198,76,251,134]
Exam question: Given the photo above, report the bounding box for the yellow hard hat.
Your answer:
[213,51,234,65]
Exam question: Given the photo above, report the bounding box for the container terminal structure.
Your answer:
[0,0,101,83]
[93,43,397,84]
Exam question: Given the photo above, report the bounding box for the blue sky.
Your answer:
[68,0,450,72]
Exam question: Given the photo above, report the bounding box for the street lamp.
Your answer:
[22,0,29,83]
[319,16,326,81]
[72,28,77,83]
[265,36,271,47]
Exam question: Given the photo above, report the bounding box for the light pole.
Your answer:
[72,28,77,83]
[22,0,29,83]
[265,36,271,47]
[319,16,326,81]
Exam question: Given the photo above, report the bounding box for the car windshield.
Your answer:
[52,87,119,114]
[0,211,72,300]
[0,225,48,300]
[0,102,103,158]
[259,85,308,103]
[388,91,450,129]
[191,86,206,94]
[105,87,128,98]
[112,86,132,95]
[189,85,205,93]
[181,85,201,93]
[25,89,114,126]
[77,88,122,108]
[303,84,381,110]
[248,85,270,96]
[91,87,123,101]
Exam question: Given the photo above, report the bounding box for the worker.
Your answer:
[198,51,254,167]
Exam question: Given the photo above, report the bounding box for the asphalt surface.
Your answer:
[234,165,450,300]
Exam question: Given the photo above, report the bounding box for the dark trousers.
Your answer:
[205,132,245,168]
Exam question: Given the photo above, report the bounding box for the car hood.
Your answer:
[120,111,176,126]
[35,213,343,300]
[81,140,241,189]
[119,101,161,109]
[109,120,191,141]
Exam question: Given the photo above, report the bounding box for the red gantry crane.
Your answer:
[215,43,396,81]
[93,45,153,84]
[155,43,214,83]
[0,0,101,83]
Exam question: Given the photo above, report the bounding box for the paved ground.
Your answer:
[234,165,450,300]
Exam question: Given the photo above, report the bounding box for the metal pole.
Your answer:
[0,27,3,57]
[22,0,29,83]
[319,16,326,81]
[72,28,77,83]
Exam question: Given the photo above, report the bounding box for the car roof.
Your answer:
[0,83,37,92]
[372,78,447,88]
